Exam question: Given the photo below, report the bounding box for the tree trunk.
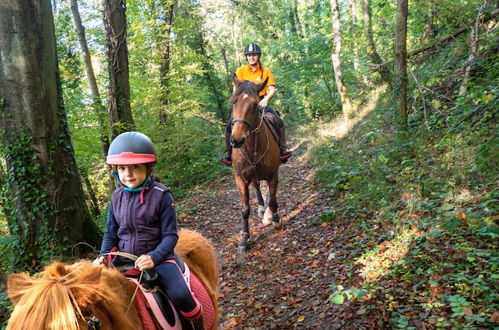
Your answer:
[232,16,242,67]
[423,9,435,41]
[70,0,110,157]
[350,0,361,74]
[371,9,499,72]
[221,47,233,102]
[329,0,353,121]
[360,0,391,84]
[80,168,100,217]
[0,0,101,265]
[199,42,226,121]
[289,0,303,37]
[394,0,409,130]
[159,2,175,125]
[103,0,135,138]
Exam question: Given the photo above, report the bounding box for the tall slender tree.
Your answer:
[0,0,101,265]
[330,0,353,120]
[70,0,110,156]
[360,0,391,84]
[103,0,135,137]
[394,0,409,130]
[159,1,175,125]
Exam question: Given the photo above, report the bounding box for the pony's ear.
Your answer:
[44,261,70,277]
[7,273,33,305]
[256,77,269,93]
[69,266,103,308]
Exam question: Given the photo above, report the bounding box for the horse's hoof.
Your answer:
[237,244,247,254]
[236,252,246,264]
[273,221,282,229]
[262,208,273,225]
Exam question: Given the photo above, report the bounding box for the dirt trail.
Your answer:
[178,144,369,329]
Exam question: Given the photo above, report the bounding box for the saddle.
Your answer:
[105,251,215,330]
[262,112,281,147]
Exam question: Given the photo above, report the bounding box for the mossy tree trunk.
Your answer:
[103,0,135,138]
[0,0,102,266]
[394,0,409,130]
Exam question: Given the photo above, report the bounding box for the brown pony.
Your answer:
[230,76,282,254]
[6,229,219,330]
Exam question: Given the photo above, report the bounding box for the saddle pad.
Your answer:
[190,273,215,330]
[134,288,161,330]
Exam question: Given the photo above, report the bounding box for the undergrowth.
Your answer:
[308,41,498,328]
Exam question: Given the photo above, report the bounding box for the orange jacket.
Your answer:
[235,64,276,97]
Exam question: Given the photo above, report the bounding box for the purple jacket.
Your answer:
[100,180,178,266]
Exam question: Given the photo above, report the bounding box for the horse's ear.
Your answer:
[233,74,242,87]
[256,77,269,93]
[7,273,33,305]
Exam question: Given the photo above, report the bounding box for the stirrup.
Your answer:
[280,151,292,163]
[220,157,232,166]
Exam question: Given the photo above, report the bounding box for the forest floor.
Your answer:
[178,141,374,329]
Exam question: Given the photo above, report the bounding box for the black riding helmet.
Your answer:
[244,43,262,55]
[106,131,156,165]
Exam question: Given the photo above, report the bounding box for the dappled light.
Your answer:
[316,85,387,140]
[357,226,421,281]
[1,0,497,329]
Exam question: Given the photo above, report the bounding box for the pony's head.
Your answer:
[6,261,136,330]
[231,76,268,148]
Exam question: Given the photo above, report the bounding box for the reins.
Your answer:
[238,105,270,168]
[103,251,144,316]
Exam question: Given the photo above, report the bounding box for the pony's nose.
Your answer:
[231,135,244,148]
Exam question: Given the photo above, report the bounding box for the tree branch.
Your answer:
[369,8,499,72]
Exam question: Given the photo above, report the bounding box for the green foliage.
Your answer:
[309,27,498,327]
[0,131,60,268]
[326,285,368,305]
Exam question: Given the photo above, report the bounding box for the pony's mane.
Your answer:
[7,261,133,330]
[231,80,260,101]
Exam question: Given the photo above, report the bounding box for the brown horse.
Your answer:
[6,229,219,330]
[230,76,283,254]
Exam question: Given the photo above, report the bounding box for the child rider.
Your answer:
[93,131,204,329]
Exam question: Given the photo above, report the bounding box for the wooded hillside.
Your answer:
[0,0,497,328]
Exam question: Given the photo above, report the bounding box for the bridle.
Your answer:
[86,315,102,330]
[232,100,269,167]
[80,251,144,330]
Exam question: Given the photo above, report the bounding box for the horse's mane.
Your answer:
[7,261,134,330]
[231,80,260,102]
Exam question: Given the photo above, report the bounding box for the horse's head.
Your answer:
[6,261,135,330]
[230,76,268,148]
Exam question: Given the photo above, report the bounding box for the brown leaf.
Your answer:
[491,310,499,323]
[462,307,473,316]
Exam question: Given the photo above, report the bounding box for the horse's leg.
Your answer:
[253,180,265,218]
[267,175,282,229]
[235,176,250,253]
[262,182,274,225]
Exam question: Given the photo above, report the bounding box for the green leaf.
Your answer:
[332,294,345,304]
